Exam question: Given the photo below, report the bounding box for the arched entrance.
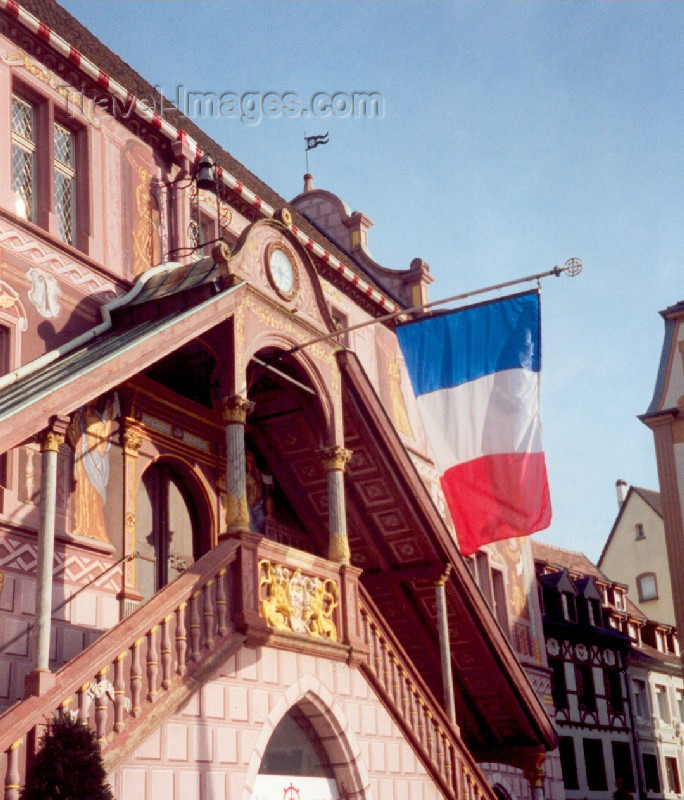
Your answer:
[135,461,209,600]
[254,709,340,799]
[244,674,372,800]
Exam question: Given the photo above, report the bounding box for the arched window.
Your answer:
[637,573,658,602]
[136,462,205,600]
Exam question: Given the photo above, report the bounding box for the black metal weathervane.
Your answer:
[305,132,329,172]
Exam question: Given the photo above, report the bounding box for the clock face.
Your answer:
[268,246,297,299]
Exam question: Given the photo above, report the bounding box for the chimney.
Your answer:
[303,173,315,193]
[615,479,628,508]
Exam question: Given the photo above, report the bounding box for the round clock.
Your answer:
[267,244,298,300]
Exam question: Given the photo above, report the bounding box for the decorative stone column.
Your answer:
[435,565,458,730]
[26,421,66,696]
[222,395,254,534]
[524,751,547,800]
[121,422,144,617]
[320,446,352,564]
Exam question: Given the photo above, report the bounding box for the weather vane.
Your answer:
[305,131,329,172]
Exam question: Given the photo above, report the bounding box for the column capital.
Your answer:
[38,416,69,452]
[122,421,145,456]
[523,751,547,789]
[222,395,254,425]
[39,431,64,453]
[320,446,353,472]
[435,564,451,587]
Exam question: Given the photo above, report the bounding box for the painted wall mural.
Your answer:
[66,394,120,542]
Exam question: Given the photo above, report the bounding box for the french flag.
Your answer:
[396,290,551,556]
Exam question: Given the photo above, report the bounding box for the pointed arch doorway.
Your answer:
[253,709,341,800]
[136,461,208,601]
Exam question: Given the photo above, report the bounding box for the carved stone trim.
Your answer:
[258,559,339,641]
[221,395,254,425]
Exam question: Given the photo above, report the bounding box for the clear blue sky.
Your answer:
[62,0,684,564]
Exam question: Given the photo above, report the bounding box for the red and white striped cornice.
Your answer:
[1,0,405,317]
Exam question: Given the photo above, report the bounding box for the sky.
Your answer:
[61,0,684,564]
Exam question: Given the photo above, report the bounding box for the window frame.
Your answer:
[558,736,579,790]
[637,572,658,603]
[583,738,608,791]
[576,663,597,713]
[655,684,671,724]
[10,79,90,253]
[666,756,682,795]
[633,678,649,720]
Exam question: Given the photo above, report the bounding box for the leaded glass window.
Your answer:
[53,123,76,245]
[11,95,35,221]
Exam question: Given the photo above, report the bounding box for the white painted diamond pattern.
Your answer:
[0,535,119,592]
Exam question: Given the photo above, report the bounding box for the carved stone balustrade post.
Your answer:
[26,417,68,697]
[222,395,254,535]
[320,446,352,564]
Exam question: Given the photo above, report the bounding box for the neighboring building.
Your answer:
[598,482,673,626]
[628,622,684,800]
[532,542,638,800]
[642,298,684,644]
[0,2,558,799]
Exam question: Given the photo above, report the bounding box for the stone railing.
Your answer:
[0,538,243,798]
[359,589,496,800]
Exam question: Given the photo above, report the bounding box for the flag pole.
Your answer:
[287,257,582,355]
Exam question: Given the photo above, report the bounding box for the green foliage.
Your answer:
[20,715,114,800]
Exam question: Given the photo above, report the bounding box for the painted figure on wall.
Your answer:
[124,141,162,277]
[389,352,414,438]
[246,450,273,533]
[132,166,161,275]
[67,394,119,542]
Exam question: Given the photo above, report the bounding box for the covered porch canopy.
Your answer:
[0,257,556,768]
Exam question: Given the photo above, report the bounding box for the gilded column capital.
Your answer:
[435,564,451,586]
[523,752,547,788]
[39,431,64,453]
[221,395,254,425]
[320,446,353,472]
[122,426,144,456]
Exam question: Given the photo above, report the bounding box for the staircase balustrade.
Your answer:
[0,532,496,800]
[0,538,242,799]
[360,590,496,800]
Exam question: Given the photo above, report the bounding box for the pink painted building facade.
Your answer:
[0,2,557,798]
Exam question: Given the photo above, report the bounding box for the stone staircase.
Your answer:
[0,533,494,800]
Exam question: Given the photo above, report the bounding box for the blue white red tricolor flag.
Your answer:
[396,290,551,556]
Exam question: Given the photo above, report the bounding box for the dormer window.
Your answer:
[561,592,577,622]
[635,522,646,540]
